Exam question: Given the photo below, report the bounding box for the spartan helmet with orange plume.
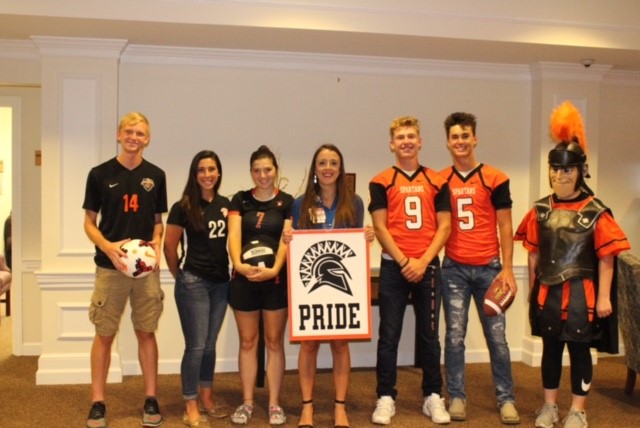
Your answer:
[548,101,591,192]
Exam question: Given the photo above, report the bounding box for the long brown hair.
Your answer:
[297,144,356,229]
[180,150,223,231]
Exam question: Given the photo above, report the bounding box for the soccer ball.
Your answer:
[241,240,275,268]
[120,239,157,279]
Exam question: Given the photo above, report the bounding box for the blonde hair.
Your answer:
[118,112,150,138]
[389,116,420,138]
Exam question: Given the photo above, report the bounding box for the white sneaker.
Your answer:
[423,393,451,424]
[372,396,395,425]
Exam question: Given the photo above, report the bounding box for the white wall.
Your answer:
[1,44,639,383]
[0,106,11,251]
[118,61,533,265]
[112,56,534,372]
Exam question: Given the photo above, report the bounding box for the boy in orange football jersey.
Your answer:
[439,112,520,424]
[369,116,452,425]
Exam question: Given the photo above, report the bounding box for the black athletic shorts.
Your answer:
[228,273,288,311]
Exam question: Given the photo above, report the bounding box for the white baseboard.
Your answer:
[36,352,122,385]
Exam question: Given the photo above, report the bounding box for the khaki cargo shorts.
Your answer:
[89,267,164,336]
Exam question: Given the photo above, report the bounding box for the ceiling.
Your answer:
[1,1,640,71]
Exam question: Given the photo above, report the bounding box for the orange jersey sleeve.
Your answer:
[594,211,631,258]
[514,207,539,253]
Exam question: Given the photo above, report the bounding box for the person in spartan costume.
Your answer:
[515,101,630,428]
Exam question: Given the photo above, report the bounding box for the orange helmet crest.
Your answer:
[549,101,588,154]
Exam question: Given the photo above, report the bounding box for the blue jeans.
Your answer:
[441,256,515,405]
[376,258,443,399]
[174,270,229,400]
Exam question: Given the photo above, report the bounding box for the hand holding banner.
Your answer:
[287,229,371,341]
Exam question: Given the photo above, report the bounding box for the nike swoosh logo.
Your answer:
[109,183,119,188]
[581,379,591,392]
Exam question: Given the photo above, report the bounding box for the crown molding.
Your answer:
[6,38,639,83]
[530,62,612,82]
[121,44,530,81]
[0,39,39,60]
[602,69,640,86]
[30,36,128,59]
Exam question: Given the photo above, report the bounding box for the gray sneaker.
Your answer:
[86,402,107,428]
[563,409,588,428]
[535,403,559,428]
[142,397,163,427]
[449,397,466,421]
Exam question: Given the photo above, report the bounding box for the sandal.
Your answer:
[230,403,254,425]
[269,404,287,425]
[298,399,313,428]
[334,399,349,428]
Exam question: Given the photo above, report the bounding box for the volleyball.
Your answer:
[241,240,275,268]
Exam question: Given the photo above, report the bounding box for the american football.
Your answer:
[120,239,157,279]
[483,276,515,317]
[241,240,275,268]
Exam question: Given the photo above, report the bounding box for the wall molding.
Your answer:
[121,44,530,81]
[31,36,128,59]
[3,38,640,84]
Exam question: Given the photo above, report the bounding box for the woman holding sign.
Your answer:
[285,144,374,428]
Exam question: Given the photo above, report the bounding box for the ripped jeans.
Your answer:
[441,256,516,406]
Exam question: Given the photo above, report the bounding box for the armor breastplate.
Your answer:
[534,196,607,285]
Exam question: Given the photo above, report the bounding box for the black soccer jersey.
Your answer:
[83,158,168,268]
[166,195,231,283]
[228,189,294,252]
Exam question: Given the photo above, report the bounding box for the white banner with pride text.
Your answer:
[287,229,371,341]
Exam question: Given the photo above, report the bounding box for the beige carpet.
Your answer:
[1,315,638,427]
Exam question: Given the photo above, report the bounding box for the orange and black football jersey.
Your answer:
[369,166,451,259]
[439,164,511,265]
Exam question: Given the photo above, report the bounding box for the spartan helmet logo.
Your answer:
[299,240,356,296]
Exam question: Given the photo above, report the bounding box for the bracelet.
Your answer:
[399,257,410,268]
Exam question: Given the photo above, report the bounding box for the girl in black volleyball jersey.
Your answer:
[227,145,294,426]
